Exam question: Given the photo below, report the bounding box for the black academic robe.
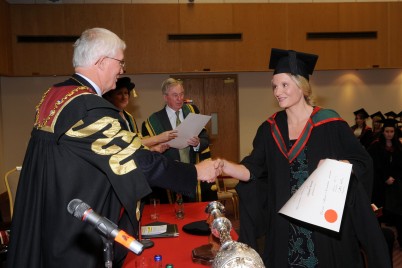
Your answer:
[122,110,139,134]
[351,123,373,149]
[368,140,402,214]
[142,104,216,203]
[7,74,197,268]
[238,107,391,268]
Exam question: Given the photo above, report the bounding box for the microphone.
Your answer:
[67,199,143,255]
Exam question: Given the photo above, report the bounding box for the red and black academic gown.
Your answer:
[238,107,391,268]
[7,74,197,268]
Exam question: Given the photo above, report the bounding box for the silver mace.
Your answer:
[205,201,265,268]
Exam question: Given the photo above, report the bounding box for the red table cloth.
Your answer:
[123,202,238,267]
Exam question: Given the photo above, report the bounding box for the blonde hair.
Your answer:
[290,74,315,106]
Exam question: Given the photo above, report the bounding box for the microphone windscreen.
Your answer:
[67,199,89,219]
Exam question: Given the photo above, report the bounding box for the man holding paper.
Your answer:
[142,78,217,203]
[221,49,391,267]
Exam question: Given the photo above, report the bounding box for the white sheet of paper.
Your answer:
[167,113,211,149]
[279,159,352,232]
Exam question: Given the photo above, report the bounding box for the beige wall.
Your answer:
[1,69,402,193]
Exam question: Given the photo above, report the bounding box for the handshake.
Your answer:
[195,158,225,183]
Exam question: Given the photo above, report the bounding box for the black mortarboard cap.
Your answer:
[397,111,402,118]
[370,111,385,121]
[384,111,397,119]
[182,220,210,236]
[268,48,319,80]
[353,108,369,119]
[380,118,398,128]
[115,77,135,92]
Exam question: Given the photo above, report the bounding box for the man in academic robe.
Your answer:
[7,28,220,268]
[142,78,217,204]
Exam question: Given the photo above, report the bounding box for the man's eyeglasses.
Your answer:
[106,57,125,69]
[167,92,184,99]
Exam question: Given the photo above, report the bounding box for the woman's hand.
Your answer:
[158,130,178,143]
[150,143,170,153]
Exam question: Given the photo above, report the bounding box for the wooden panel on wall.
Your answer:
[123,4,180,74]
[0,0,12,75]
[11,5,66,34]
[10,4,124,76]
[10,5,69,75]
[5,2,402,75]
[232,4,288,72]
[63,4,124,36]
[388,2,402,68]
[11,42,73,76]
[287,3,340,70]
[338,2,388,69]
[178,4,235,72]
[179,3,233,33]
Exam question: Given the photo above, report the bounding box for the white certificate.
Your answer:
[167,113,211,149]
[279,159,352,232]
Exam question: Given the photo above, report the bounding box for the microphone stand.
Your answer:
[102,237,114,268]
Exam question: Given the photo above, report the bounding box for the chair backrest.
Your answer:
[217,175,239,191]
[223,178,239,191]
[4,166,22,219]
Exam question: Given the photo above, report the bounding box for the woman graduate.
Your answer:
[222,48,391,268]
[368,118,402,248]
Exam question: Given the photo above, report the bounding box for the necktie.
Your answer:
[175,110,181,127]
[175,110,190,163]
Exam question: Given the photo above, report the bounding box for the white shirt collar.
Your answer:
[75,73,102,97]
[165,105,181,118]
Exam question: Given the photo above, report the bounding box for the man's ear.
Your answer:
[96,57,105,71]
